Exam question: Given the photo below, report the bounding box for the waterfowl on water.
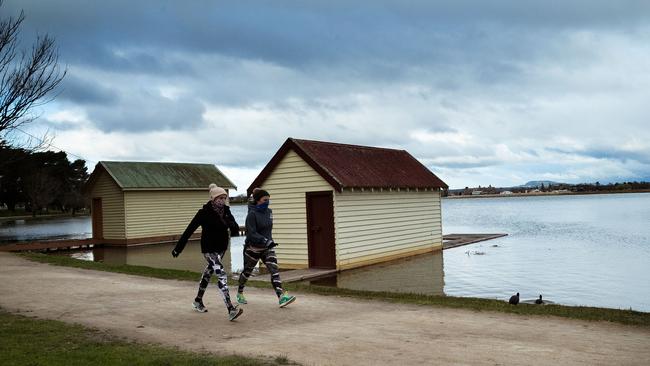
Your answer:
[509,292,519,305]
[535,295,544,304]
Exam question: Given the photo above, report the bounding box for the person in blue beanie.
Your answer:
[237,188,296,307]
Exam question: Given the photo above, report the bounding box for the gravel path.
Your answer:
[1,253,648,365]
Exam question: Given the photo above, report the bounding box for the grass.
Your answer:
[0,309,291,366]
[20,252,650,327]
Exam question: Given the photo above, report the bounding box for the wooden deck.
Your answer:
[1,233,507,286]
[248,268,339,283]
[252,234,507,283]
[442,233,508,250]
[0,238,95,252]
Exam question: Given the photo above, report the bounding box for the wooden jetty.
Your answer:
[0,238,95,252]
[253,233,507,283]
[249,268,339,284]
[442,233,508,250]
[1,232,507,285]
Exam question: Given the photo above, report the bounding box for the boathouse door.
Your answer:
[92,198,104,240]
[306,191,336,269]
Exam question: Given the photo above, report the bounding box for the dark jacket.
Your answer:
[174,202,240,254]
[245,203,273,248]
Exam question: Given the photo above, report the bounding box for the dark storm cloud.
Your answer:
[547,147,650,165]
[3,0,650,185]
[88,93,206,132]
[59,75,118,105]
[8,0,650,71]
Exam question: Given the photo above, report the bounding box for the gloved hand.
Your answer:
[265,239,278,249]
[172,249,180,258]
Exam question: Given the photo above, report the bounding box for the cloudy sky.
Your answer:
[5,0,650,192]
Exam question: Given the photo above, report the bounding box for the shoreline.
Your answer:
[0,212,90,222]
[444,189,650,199]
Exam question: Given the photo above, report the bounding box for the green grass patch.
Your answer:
[0,309,291,366]
[21,252,650,327]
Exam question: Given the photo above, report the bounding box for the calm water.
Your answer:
[0,216,92,242]
[440,193,650,311]
[2,194,649,311]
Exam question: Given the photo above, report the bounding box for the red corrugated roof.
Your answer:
[248,138,448,193]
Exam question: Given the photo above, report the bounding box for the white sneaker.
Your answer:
[228,306,243,321]
[192,301,208,313]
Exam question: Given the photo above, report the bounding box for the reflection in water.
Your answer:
[77,236,247,274]
[0,216,91,243]
[309,251,445,296]
[93,241,233,274]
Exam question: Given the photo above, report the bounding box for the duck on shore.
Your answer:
[509,292,519,305]
[535,295,544,304]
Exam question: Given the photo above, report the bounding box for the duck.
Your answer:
[535,295,544,304]
[508,292,519,305]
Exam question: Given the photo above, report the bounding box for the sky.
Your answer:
[4,0,650,192]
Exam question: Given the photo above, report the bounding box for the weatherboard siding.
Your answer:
[334,189,442,269]
[124,191,208,238]
[262,149,332,269]
[90,171,125,239]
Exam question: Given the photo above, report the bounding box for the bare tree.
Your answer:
[0,0,65,145]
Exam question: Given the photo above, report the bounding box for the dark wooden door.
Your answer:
[306,191,336,269]
[92,198,103,240]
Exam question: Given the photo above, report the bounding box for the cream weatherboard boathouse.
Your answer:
[85,161,236,246]
[248,138,448,270]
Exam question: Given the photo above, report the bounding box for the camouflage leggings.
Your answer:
[238,247,284,298]
[196,251,235,312]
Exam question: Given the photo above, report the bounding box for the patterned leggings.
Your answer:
[196,251,235,312]
[238,247,284,298]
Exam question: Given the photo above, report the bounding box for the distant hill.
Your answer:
[520,180,562,188]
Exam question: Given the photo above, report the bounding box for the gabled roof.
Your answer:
[248,138,448,194]
[86,161,236,192]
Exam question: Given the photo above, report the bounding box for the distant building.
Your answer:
[500,191,513,195]
[248,138,448,270]
[84,161,236,246]
[472,190,483,195]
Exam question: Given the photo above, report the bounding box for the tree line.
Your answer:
[449,181,650,196]
[0,144,88,216]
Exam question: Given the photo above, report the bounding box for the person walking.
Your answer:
[236,189,296,307]
[172,184,243,321]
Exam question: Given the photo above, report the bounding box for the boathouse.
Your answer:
[85,161,236,246]
[248,138,448,270]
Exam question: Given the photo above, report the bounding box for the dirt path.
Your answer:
[1,253,648,366]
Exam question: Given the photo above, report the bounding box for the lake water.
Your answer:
[439,193,650,311]
[1,194,648,311]
[0,216,92,242]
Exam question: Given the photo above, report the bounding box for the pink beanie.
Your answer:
[209,183,227,199]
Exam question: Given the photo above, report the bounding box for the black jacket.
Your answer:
[174,202,240,254]
[245,203,273,248]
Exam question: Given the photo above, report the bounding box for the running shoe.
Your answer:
[278,292,296,308]
[228,306,244,321]
[236,292,247,304]
[192,301,208,313]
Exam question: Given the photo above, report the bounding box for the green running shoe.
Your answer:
[279,292,296,308]
[236,292,247,304]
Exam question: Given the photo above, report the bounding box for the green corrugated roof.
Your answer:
[97,161,236,190]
